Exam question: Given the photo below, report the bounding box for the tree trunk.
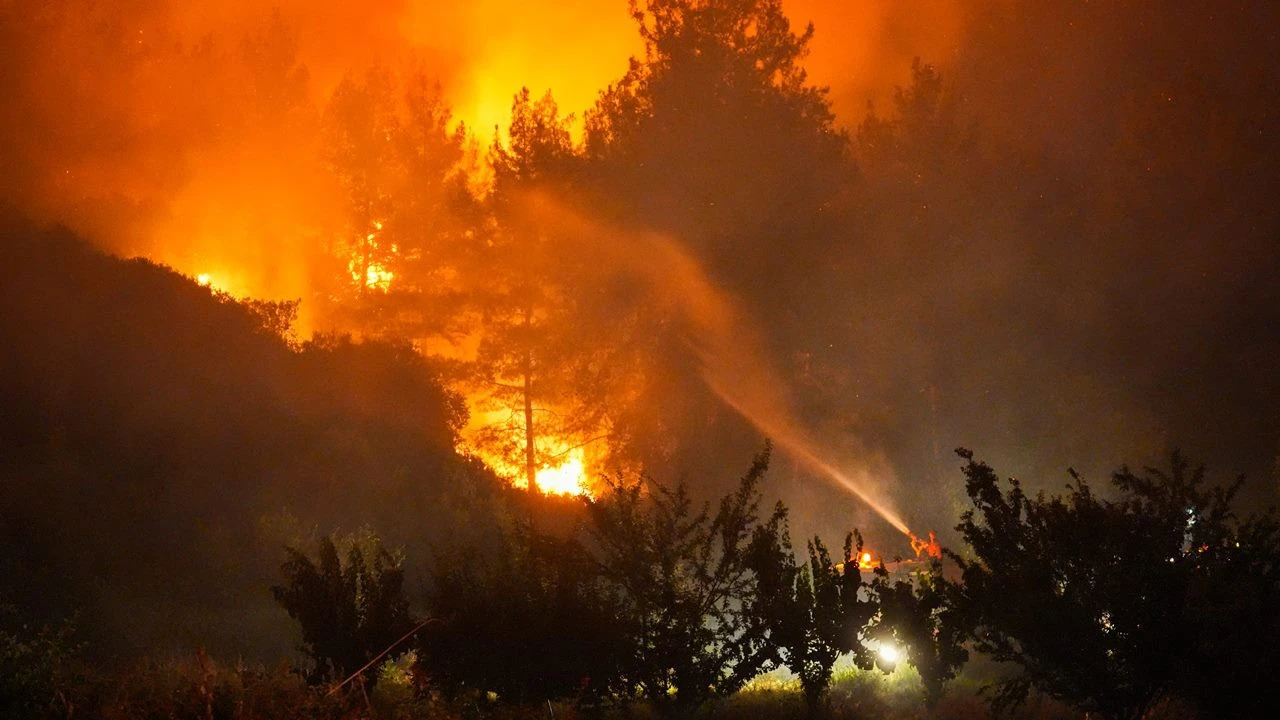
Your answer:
[522,308,537,494]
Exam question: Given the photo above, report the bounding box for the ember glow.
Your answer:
[191,270,246,296]
[360,263,394,292]
[526,447,589,497]
[910,531,943,560]
[460,406,595,498]
[474,441,592,498]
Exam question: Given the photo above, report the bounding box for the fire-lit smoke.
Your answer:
[0,0,966,318]
[788,0,966,121]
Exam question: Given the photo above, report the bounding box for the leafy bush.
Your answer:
[422,516,627,705]
[867,560,967,707]
[747,518,876,717]
[585,447,783,716]
[272,532,415,684]
[948,449,1280,720]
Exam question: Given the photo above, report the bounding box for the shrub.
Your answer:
[272,531,415,684]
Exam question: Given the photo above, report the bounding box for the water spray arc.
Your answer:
[637,232,917,539]
[518,194,920,541]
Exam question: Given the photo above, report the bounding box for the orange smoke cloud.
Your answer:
[787,0,967,121]
[401,1,638,140]
[1,0,967,321]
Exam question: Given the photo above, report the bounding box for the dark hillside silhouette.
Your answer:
[0,218,484,658]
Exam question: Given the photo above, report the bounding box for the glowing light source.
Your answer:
[459,408,594,498]
[364,263,394,291]
[530,448,589,497]
[877,643,902,664]
[196,273,211,286]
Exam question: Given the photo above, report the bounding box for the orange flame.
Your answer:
[910,531,942,559]
[459,405,594,498]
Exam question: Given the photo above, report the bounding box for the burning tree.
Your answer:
[323,67,403,300]
[320,65,472,335]
[467,89,605,495]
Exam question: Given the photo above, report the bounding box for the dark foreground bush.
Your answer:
[0,609,80,720]
[272,532,416,685]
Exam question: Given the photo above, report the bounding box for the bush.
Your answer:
[947,449,1280,720]
[421,516,627,706]
[585,447,783,716]
[272,531,415,685]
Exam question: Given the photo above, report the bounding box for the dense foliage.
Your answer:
[422,513,626,704]
[585,449,782,713]
[948,449,1280,720]
[748,523,876,716]
[272,534,414,684]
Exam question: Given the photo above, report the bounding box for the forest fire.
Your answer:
[460,407,595,498]
[474,441,592,498]
[524,446,590,497]
[4,0,1279,716]
[360,262,394,291]
[192,271,240,295]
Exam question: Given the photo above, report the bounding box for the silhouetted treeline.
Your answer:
[262,447,1279,719]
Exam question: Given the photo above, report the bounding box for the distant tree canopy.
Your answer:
[584,0,848,293]
[319,65,474,336]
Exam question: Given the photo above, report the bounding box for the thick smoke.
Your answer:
[0,0,636,318]
[0,1,958,305]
